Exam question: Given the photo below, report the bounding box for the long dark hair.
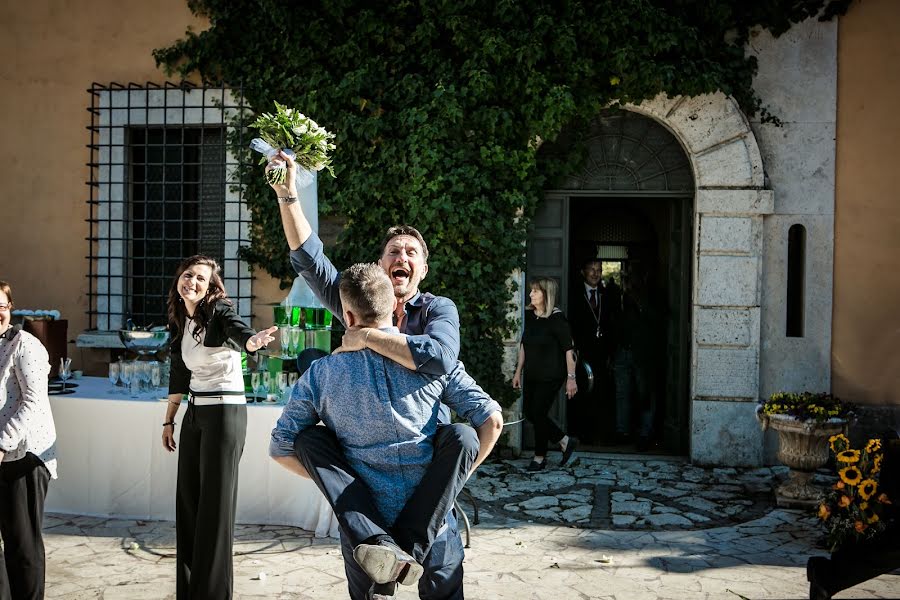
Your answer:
[167,255,230,342]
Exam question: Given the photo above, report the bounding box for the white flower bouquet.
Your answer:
[249,102,336,187]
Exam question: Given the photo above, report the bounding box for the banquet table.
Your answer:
[45,376,339,538]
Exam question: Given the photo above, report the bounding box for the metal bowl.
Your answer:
[118,329,170,354]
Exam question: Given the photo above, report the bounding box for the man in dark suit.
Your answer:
[568,258,616,443]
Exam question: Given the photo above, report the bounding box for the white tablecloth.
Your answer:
[45,377,339,537]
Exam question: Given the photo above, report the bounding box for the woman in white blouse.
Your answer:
[0,280,57,600]
[160,256,276,599]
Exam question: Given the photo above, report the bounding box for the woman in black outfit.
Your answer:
[160,255,276,599]
[513,277,579,471]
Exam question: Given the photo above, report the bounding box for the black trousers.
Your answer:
[294,423,479,564]
[523,377,566,457]
[176,403,247,600]
[811,532,900,596]
[0,453,50,600]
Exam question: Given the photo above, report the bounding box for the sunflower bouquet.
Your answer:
[248,101,336,187]
[818,434,891,552]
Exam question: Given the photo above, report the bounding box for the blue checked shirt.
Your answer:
[269,329,500,525]
[290,233,460,375]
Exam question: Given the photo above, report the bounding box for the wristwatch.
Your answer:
[567,373,576,380]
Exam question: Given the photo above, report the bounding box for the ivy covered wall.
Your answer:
[155,0,849,406]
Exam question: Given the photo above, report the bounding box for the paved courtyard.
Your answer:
[44,455,900,599]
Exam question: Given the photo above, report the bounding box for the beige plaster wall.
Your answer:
[0,1,284,371]
[833,0,900,406]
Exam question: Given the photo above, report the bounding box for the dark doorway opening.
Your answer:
[565,196,692,455]
[524,108,694,457]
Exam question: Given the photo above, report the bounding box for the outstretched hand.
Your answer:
[266,150,297,198]
[247,326,278,352]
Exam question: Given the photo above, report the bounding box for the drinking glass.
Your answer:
[262,371,272,402]
[274,305,289,327]
[276,372,288,404]
[129,362,142,398]
[120,361,134,396]
[150,361,162,394]
[250,371,261,403]
[108,361,120,394]
[290,325,303,356]
[288,372,298,388]
[138,362,152,397]
[278,327,290,358]
[59,358,73,393]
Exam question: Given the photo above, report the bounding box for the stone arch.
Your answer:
[623,93,773,466]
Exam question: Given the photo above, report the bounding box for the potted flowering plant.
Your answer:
[248,101,336,187]
[757,392,856,508]
[818,434,891,552]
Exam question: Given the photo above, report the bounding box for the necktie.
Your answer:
[589,289,598,315]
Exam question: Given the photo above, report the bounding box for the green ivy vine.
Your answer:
[155,0,849,407]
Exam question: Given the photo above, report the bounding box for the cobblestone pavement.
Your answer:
[44,455,900,599]
[466,455,782,530]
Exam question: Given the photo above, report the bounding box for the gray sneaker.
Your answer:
[353,540,424,586]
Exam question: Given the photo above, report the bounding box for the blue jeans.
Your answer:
[339,511,465,600]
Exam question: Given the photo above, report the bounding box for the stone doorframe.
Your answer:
[625,93,772,466]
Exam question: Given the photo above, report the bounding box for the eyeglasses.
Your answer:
[0,304,11,311]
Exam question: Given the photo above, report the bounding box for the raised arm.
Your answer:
[268,151,312,251]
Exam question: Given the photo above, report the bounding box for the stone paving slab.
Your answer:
[41,454,900,599]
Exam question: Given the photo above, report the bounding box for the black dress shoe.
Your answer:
[368,581,398,599]
[560,436,579,466]
[353,540,423,586]
[807,557,832,600]
[526,459,546,472]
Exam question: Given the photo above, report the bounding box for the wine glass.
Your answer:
[276,372,288,404]
[150,362,162,395]
[278,327,290,358]
[137,362,152,397]
[108,361,120,394]
[290,325,302,357]
[262,371,272,402]
[250,371,261,403]
[119,361,134,396]
[59,357,73,393]
[288,372,298,388]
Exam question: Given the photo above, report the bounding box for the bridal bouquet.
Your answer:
[249,102,336,188]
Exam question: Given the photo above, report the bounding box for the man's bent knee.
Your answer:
[436,423,479,459]
[293,424,339,458]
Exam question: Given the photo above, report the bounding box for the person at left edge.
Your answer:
[0,280,57,600]
[160,256,277,600]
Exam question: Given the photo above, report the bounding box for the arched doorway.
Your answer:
[527,109,694,454]
[520,93,773,466]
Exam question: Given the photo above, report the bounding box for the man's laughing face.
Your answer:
[379,235,428,300]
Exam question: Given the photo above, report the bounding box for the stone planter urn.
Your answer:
[758,413,849,509]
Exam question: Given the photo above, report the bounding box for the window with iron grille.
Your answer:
[86,82,252,331]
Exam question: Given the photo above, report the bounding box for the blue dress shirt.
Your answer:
[268,328,500,525]
[289,233,460,375]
